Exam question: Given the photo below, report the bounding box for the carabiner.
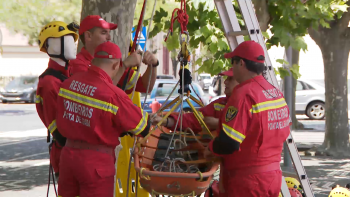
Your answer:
[179,31,189,45]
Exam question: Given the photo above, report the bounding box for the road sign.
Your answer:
[131,26,147,51]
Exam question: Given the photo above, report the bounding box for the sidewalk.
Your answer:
[292,130,324,150]
[281,155,350,197]
[283,130,350,197]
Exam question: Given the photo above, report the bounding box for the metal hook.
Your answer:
[179,31,189,45]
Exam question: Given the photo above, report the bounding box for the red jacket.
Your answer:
[209,75,290,170]
[69,47,146,94]
[168,97,227,133]
[56,66,150,147]
[36,59,68,140]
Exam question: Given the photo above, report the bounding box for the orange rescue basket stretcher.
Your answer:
[133,95,220,196]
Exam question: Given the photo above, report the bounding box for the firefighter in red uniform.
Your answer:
[69,15,158,94]
[56,41,151,197]
[150,68,238,133]
[36,21,79,179]
[204,41,291,197]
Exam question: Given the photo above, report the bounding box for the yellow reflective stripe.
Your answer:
[58,88,119,115]
[125,71,139,90]
[129,109,148,135]
[48,120,57,134]
[250,98,287,113]
[222,123,245,143]
[36,95,43,104]
[214,103,225,111]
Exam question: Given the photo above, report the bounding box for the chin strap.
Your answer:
[47,36,69,70]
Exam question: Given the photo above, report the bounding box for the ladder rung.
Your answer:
[226,30,249,37]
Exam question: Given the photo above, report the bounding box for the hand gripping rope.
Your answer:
[125,0,157,196]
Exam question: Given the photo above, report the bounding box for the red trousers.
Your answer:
[50,141,62,174]
[58,147,115,197]
[219,169,282,197]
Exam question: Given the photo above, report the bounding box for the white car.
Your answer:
[198,74,213,90]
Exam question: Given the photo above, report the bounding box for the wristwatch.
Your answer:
[152,60,159,68]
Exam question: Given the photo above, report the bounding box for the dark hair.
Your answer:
[231,56,266,75]
[79,27,97,45]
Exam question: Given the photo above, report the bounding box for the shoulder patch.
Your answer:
[225,106,238,122]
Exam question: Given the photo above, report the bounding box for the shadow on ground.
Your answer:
[284,156,350,197]
[0,165,56,192]
[0,137,54,191]
[0,110,36,116]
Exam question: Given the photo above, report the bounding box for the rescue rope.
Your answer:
[153,157,199,173]
[165,0,189,41]
[121,0,147,91]
[126,1,157,197]
[130,0,157,101]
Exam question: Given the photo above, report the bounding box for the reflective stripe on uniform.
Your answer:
[36,95,43,104]
[222,123,245,143]
[214,103,225,111]
[128,109,148,135]
[48,120,57,134]
[250,98,287,113]
[125,71,139,90]
[58,88,119,115]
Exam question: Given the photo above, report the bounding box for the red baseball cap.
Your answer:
[94,41,122,59]
[219,68,234,77]
[224,41,265,63]
[79,15,118,35]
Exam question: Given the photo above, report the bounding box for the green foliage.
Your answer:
[274,59,302,80]
[133,0,180,32]
[148,0,346,78]
[267,0,348,51]
[0,0,82,45]
[149,0,231,75]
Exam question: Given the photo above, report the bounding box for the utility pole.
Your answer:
[283,46,293,167]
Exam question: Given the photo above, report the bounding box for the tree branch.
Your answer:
[338,1,350,32]
[252,0,270,32]
[308,26,322,45]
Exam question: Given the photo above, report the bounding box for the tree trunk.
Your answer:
[321,34,349,154]
[251,0,270,32]
[291,48,303,130]
[79,0,138,59]
[309,18,350,155]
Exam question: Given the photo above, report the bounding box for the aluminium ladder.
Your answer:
[213,0,314,197]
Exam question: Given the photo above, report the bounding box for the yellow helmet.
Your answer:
[329,185,350,197]
[38,21,79,53]
[285,177,301,190]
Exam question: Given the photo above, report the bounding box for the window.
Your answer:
[305,83,315,90]
[156,83,178,97]
[6,76,37,89]
[200,75,211,80]
[296,81,304,91]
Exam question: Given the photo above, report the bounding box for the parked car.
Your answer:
[0,75,38,103]
[156,75,175,80]
[198,73,213,90]
[141,79,209,113]
[209,94,226,103]
[279,79,326,120]
[212,79,329,120]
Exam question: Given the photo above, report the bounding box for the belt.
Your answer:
[225,162,281,176]
[65,139,114,156]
